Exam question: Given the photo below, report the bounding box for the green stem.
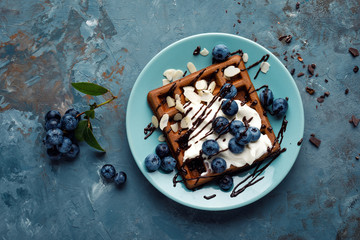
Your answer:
[76,93,118,118]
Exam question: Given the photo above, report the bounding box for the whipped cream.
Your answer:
[182,96,272,174]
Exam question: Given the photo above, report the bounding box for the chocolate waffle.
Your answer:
[147,54,280,189]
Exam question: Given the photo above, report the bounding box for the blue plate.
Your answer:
[126,33,304,211]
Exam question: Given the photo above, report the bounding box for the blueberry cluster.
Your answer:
[145,143,177,173]
[100,164,127,186]
[43,109,80,161]
[259,88,288,117]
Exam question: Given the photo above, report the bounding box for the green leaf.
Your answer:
[71,82,108,96]
[85,110,95,119]
[83,127,105,152]
[75,120,88,142]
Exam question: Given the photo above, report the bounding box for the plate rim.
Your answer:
[126,32,304,211]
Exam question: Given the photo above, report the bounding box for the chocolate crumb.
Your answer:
[308,64,315,75]
[296,2,300,9]
[290,68,295,75]
[297,56,303,62]
[310,133,315,137]
[349,115,360,127]
[354,66,359,73]
[284,56,288,61]
[315,74,319,77]
[309,136,321,148]
[297,138,303,146]
[306,87,315,95]
[356,156,359,160]
[317,96,325,103]
[324,91,330,97]
[283,50,287,55]
[297,72,304,77]
[349,47,359,57]
[285,97,289,101]
[345,88,349,95]
[278,35,287,41]
[302,64,306,68]
[325,79,328,83]
[193,46,201,55]
[237,19,241,24]
[285,35,292,43]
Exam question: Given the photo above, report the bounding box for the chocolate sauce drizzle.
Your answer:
[144,122,156,140]
[204,194,216,200]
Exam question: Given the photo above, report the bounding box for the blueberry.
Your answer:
[272,98,288,117]
[65,108,80,122]
[211,157,227,173]
[100,164,116,181]
[249,127,261,142]
[63,131,75,141]
[221,99,238,116]
[229,120,244,135]
[155,143,170,158]
[57,137,72,153]
[235,128,252,145]
[220,83,237,99]
[212,116,229,135]
[161,156,177,172]
[202,139,219,156]
[45,118,60,131]
[228,138,245,154]
[45,110,61,122]
[259,88,274,109]
[47,148,62,161]
[46,128,64,145]
[65,143,80,159]
[60,114,78,131]
[43,136,54,149]
[218,175,234,191]
[212,44,230,61]
[114,171,127,186]
[145,153,161,172]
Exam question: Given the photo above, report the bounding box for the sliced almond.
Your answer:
[195,79,208,90]
[200,48,209,56]
[260,62,270,73]
[180,116,191,129]
[183,89,201,104]
[243,53,249,63]
[224,65,241,79]
[163,69,175,81]
[170,123,179,133]
[158,134,166,142]
[162,79,170,86]
[159,114,169,130]
[151,115,159,128]
[207,81,216,93]
[200,91,214,103]
[187,62,197,73]
[166,96,175,108]
[183,86,195,92]
[175,99,185,113]
[172,70,184,81]
[173,113,183,121]
[175,94,180,101]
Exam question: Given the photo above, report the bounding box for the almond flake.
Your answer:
[173,113,183,121]
[200,91,214,103]
[166,96,175,108]
[187,62,197,73]
[172,70,184,81]
[151,115,159,128]
[159,114,169,130]
[180,116,191,129]
[163,69,175,81]
[162,79,170,86]
[158,134,166,142]
[195,79,208,90]
[224,65,240,79]
[207,81,216,93]
[183,86,195,92]
[170,123,179,132]
[183,89,201,104]
[243,53,249,62]
[200,48,209,56]
[175,100,185,113]
[260,62,270,73]
[175,94,180,101]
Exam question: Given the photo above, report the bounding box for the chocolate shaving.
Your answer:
[349,47,359,57]
[324,91,330,97]
[285,35,292,43]
[306,87,315,95]
[354,66,359,73]
[297,72,304,77]
[297,138,303,146]
[309,135,321,148]
[349,115,360,127]
[290,68,295,75]
[193,46,201,55]
[297,56,303,62]
[345,88,349,95]
[317,96,325,103]
[296,2,300,9]
[308,64,315,75]
[325,79,328,83]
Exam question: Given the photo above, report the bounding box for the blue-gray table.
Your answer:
[0,0,359,239]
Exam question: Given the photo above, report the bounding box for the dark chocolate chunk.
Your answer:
[349,115,360,127]
[325,79,328,83]
[324,91,330,97]
[284,55,288,61]
[306,87,315,95]
[297,72,304,77]
[315,74,319,77]
[354,66,359,73]
[310,133,315,137]
[297,138,303,146]
[296,2,300,9]
[237,19,241,24]
[290,68,295,75]
[349,47,359,57]
[285,35,292,43]
[345,88,349,95]
[308,64,315,75]
[356,156,359,160]
[193,46,201,55]
[309,136,321,148]
[317,96,325,103]
[278,35,287,41]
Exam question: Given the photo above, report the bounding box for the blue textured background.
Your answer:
[0,0,359,239]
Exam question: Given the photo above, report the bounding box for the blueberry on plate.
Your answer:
[45,118,60,131]
[47,148,62,161]
[60,114,78,131]
[235,127,252,145]
[272,98,288,118]
[65,143,80,159]
[211,157,227,174]
[45,110,61,122]
[228,138,245,154]
[114,171,127,186]
[155,143,170,158]
[229,120,244,135]
[57,137,72,153]
[212,44,230,62]
[249,126,261,142]
[220,83,237,99]
[218,175,234,191]
[145,153,161,172]
[221,99,238,116]
[161,156,177,173]
[212,116,229,135]
[46,128,64,145]
[100,164,116,181]
[259,88,274,109]
[202,139,219,156]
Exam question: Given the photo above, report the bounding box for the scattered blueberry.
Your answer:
[60,114,78,131]
[211,157,227,173]
[161,156,177,172]
[45,110,61,122]
[259,88,274,109]
[45,118,60,131]
[100,164,116,181]
[65,143,80,159]
[235,128,252,145]
[228,138,245,154]
[145,153,161,172]
[218,175,234,191]
[220,83,237,99]
[272,98,288,117]
[249,127,261,142]
[46,128,64,145]
[229,120,244,135]
[155,143,170,158]
[212,116,229,135]
[221,99,238,116]
[212,44,230,61]
[202,139,219,156]
[114,171,127,186]
[57,137,72,153]
[47,148,62,161]
[65,108,80,120]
